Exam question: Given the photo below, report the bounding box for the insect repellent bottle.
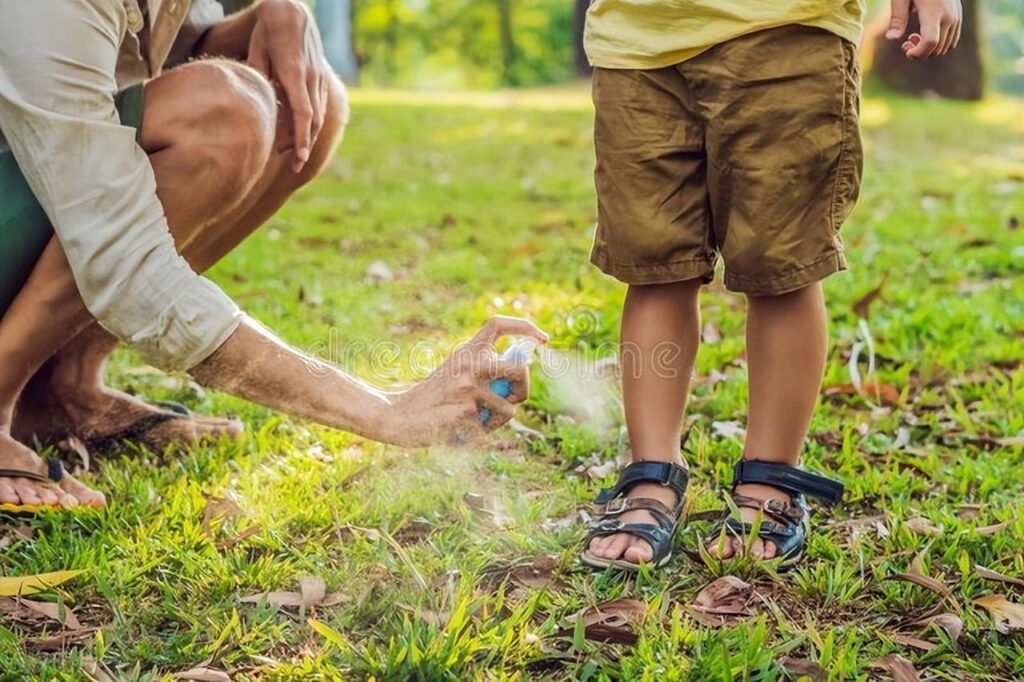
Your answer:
[479,339,537,423]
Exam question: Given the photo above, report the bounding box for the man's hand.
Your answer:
[887,0,962,60]
[247,0,331,173]
[380,317,549,448]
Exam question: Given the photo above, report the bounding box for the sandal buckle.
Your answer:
[604,497,627,514]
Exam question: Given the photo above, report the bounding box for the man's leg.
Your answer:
[709,282,829,559]
[0,59,347,506]
[587,279,701,564]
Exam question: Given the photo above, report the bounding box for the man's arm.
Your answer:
[0,0,241,371]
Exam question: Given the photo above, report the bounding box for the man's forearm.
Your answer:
[194,3,262,59]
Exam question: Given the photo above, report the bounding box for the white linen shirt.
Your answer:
[0,0,243,371]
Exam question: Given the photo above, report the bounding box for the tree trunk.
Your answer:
[498,0,517,86]
[867,0,984,100]
[314,0,360,85]
[573,0,591,76]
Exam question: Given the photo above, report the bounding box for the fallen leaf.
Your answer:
[702,322,722,344]
[689,576,755,627]
[904,517,943,537]
[974,594,1024,634]
[173,665,231,681]
[81,657,116,682]
[240,576,346,609]
[975,520,1011,536]
[891,633,937,652]
[884,571,952,600]
[22,627,98,652]
[365,260,394,282]
[584,460,619,480]
[824,381,901,407]
[0,570,86,597]
[852,274,888,319]
[396,602,450,628]
[869,653,921,681]
[711,420,746,440]
[510,556,559,589]
[201,496,243,537]
[464,492,513,527]
[570,598,647,644]
[915,612,963,643]
[779,656,824,681]
[17,598,82,630]
[975,564,1024,589]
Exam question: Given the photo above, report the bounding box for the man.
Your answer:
[0,0,545,511]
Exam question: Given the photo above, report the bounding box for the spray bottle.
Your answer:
[479,338,537,423]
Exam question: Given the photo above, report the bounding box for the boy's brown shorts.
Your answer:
[590,25,863,296]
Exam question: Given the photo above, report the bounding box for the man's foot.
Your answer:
[705,483,789,560]
[13,384,243,455]
[0,433,106,509]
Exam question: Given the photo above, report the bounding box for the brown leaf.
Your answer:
[396,603,450,628]
[904,517,943,537]
[891,633,937,652]
[915,612,963,643]
[18,598,82,630]
[583,460,619,480]
[852,274,888,319]
[215,524,261,550]
[510,556,559,589]
[201,495,243,537]
[464,492,513,527]
[22,627,98,652]
[884,572,952,600]
[869,653,921,682]
[571,598,647,644]
[975,520,1011,536]
[689,576,755,627]
[975,564,1024,589]
[974,594,1024,634]
[701,322,722,344]
[779,656,824,681]
[81,657,116,682]
[823,382,900,407]
[239,576,346,609]
[173,665,232,681]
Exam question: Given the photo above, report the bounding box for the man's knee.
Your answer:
[145,59,278,191]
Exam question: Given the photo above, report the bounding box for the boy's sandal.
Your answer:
[0,457,67,514]
[581,460,689,571]
[708,460,844,569]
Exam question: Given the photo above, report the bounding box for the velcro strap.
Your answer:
[597,497,675,525]
[733,460,843,506]
[594,461,689,504]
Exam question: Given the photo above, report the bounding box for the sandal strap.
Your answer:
[596,496,675,526]
[722,517,806,559]
[0,457,64,485]
[731,494,805,524]
[594,461,689,505]
[733,460,843,506]
[586,520,674,561]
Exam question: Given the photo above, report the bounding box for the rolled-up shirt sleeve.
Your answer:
[0,0,242,371]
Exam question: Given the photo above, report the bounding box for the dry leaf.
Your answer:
[365,260,394,282]
[904,517,943,537]
[173,665,231,681]
[81,657,116,682]
[201,496,243,537]
[571,598,647,645]
[240,576,346,609]
[711,420,746,440]
[891,633,937,652]
[396,602,450,628]
[464,492,513,527]
[584,460,619,480]
[510,556,559,589]
[974,594,1024,634]
[869,653,921,681]
[975,564,1024,589]
[0,570,86,597]
[915,612,963,643]
[702,322,722,344]
[779,656,824,681]
[824,382,900,407]
[689,576,755,627]
[18,598,82,630]
[976,520,1011,536]
[852,274,888,319]
[884,572,952,600]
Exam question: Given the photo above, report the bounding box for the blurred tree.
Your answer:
[314,0,360,84]
[498,0,518,85]
[867,0,984,100]
[573,0,591,76]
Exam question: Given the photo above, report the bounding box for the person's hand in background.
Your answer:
[887,0,962,59]
[247,0,332,173]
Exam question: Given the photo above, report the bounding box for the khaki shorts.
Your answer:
[590,25,863,295]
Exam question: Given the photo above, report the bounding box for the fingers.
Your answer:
[481,359,530,404]
[476,388,517,429]
[281,69,314,173]
[469,316,549,349]
[886,0,911,39]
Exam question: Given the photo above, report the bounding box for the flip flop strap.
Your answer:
[0,457,64,484]
[83,411,183,453]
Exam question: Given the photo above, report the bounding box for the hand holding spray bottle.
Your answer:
[479,338,537,423]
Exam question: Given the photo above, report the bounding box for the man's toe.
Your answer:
[0,481,20,504]
[35,486,59,506]
[12,480,41,505]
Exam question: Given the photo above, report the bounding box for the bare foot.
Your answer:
[587,481,681,565]
[14,385,242,453]
[705,483,791,560]
[0,433,106,509]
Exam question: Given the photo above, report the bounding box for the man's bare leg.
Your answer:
[0,59,347,506]
[587,279,701,564]
[708,283,829,559]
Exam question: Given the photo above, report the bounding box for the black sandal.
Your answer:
[708,460,844,569]
[581,461,689,571]
[0,457,66,513]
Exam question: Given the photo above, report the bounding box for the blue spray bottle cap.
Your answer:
[479,339,537,423]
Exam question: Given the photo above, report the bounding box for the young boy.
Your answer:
[580,0,962,570]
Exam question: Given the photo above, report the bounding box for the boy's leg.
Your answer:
[713,283,828,558]
[588,279,701,563]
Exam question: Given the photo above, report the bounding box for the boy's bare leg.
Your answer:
[587,279,701,564]
[709,282,829,559]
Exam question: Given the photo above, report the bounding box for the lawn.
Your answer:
[1,86,1022,681]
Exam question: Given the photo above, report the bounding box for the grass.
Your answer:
[1,85,1022,680]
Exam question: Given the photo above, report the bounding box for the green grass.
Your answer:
[2,86,1023,680]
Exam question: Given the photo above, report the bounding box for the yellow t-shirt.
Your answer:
[584,0,865,69]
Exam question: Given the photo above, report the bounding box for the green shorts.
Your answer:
[0,83,145,316]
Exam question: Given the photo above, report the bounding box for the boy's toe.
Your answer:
[622,538,653,564]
